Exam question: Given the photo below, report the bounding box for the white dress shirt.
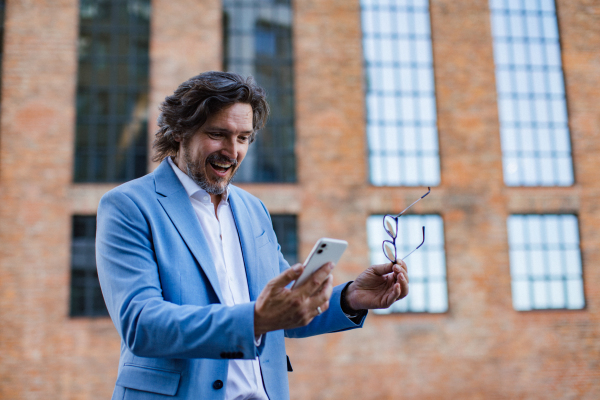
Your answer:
[168,157,269,400]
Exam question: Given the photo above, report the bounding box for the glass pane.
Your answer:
[561,215,580,243]
[509,250,528,278]
[512,280,531,311]
[547,250,562,277]
[548,280,565,308]
[428,281,448,313]
[566,279,585,309]
[532,280,549,309]
[409,282,426,312]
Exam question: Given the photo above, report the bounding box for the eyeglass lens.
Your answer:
[384,215,397,238]
[383,240,396,262]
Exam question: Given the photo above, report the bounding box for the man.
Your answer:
[96,71,409,399]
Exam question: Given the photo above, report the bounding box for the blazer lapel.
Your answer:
[229,188,264,301]
[154,160,224,304]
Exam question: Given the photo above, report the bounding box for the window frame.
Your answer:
[507,214,585,311]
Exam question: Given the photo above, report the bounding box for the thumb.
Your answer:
[370,262,395,276]
[271,264,304,288]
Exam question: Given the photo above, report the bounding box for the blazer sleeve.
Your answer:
[284,283,367,339]
[96,189,261,360]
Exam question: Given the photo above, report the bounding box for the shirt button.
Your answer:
[213,380,224,390]
[204,196,209,202]
[229,276,234,282]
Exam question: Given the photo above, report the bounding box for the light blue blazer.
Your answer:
[96,159,366,399]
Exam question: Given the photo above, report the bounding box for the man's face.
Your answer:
[176,102,254,195]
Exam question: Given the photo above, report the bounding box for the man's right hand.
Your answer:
[254,262,334,336]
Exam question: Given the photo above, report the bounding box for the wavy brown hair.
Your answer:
[152,71,269,162]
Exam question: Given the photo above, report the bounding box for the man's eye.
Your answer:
[208,132,223,139]
[239,136,250,143]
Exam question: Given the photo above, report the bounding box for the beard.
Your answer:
[182,145,240,195]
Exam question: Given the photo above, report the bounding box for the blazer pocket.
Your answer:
[255,230,271,249]
[116,364,181,396]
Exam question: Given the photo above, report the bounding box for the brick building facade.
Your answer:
[0,0,599,399]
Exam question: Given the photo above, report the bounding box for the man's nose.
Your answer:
[221,137,238,159]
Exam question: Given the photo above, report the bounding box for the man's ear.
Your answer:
[172,133,182,143]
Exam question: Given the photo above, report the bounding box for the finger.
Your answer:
[396,259,408,273]
[402,270,409,284]
[398,272,409,300]
[378,282,400,308]
[370,262,395,276]
[317,274,334,300]
[270,264,304,289]
[295,262,334,293]
[390,282,402,304]
[391,264,400,280]
[391,264,405,280]
[384,272,409,306]
[315,300,330,316]
[312,297,331,317]
[392,261,407,276]
[310,276,334,314]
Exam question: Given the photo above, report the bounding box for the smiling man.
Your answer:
[96,71,410,400]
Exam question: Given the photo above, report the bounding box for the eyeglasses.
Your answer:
[382,187,431,263]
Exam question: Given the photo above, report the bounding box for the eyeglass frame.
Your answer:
[382,187,431,264]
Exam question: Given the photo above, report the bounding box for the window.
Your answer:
[74,0,151,182]
[70,216,108,317]
[368,214,447,313]
[490,0,573,186]
[271,214,298,265]
[223,0,295,183]
[361,0,440,186]
[507,215,584,310]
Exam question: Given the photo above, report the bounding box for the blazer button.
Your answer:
[213,380,224,390]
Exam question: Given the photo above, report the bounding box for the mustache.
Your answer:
[206,153,238,167]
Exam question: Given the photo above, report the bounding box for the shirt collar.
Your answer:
[167,156,230,204]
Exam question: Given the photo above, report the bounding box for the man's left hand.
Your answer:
[345,261,409,311]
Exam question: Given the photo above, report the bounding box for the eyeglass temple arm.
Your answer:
[395,187,431,217]
[400,226,425,261]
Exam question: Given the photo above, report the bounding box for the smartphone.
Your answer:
[292,238,348,289]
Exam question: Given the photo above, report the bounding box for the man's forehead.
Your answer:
[204,103,254,131]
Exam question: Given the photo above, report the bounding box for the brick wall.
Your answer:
[0,0,598,399]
